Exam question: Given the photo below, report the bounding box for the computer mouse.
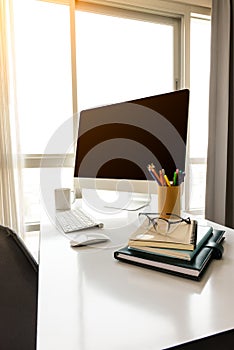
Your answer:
[70,233,110,247]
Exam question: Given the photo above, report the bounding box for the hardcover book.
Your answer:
[114,229,225,281]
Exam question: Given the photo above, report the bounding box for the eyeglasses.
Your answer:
[138,212,191,235]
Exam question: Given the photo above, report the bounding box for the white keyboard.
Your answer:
[55,208,104,233]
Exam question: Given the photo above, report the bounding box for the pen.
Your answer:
[164,174,171,187]
[161,169,166,186]
[159,170,165,186]
[150,163,163,186]
[147,165,161,186]
[173,171,178,186]
[178,170,185,185]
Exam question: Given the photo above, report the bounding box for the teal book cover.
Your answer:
[114,229,225,281]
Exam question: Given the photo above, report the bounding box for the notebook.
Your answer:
[129,226,213,261]
[114,229,225,281]
[128,220,197,250]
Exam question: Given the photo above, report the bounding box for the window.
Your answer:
[13,0,74,230]
[12,0,211,231]
[187,13,211,213]
[13,0,73,155]
[76,9,180,109]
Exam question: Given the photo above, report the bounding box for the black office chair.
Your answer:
[0,225,38,350]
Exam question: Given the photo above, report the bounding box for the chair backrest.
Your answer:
[0,225,38,350]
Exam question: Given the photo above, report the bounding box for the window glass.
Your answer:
[23,168,41,223]
[76,11,175,110]
[13,0,73,154]
[189,16,211,158]
[189,16,211,211]
[189,164,207,210]
[23,167,74,223]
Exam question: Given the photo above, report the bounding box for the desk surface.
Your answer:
[37,196,234,350]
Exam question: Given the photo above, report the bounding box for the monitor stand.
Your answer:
[79,189,151,212]
[104,191,151,211]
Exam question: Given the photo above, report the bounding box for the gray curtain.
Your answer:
[205,0,234,228]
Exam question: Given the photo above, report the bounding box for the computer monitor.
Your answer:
[74,89,189,210]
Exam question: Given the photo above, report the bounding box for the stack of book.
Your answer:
[114,219,225,281]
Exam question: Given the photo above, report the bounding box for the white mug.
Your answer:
[54,188,75,210]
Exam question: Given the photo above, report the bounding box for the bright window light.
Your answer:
[13,0,73,154]
[190,16,211,159]
[76,11,175,110]
[189,16,211,211]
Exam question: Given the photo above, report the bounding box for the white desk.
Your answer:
[37,197,234,350]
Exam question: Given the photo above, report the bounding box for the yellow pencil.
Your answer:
[164,174,171,187]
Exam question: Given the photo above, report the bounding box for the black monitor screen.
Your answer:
[74,89,189,182]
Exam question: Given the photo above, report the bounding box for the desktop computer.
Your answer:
[74,89,189,211]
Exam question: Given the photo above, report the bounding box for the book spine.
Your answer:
[114,252,201,281]
[190,220,198,246]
